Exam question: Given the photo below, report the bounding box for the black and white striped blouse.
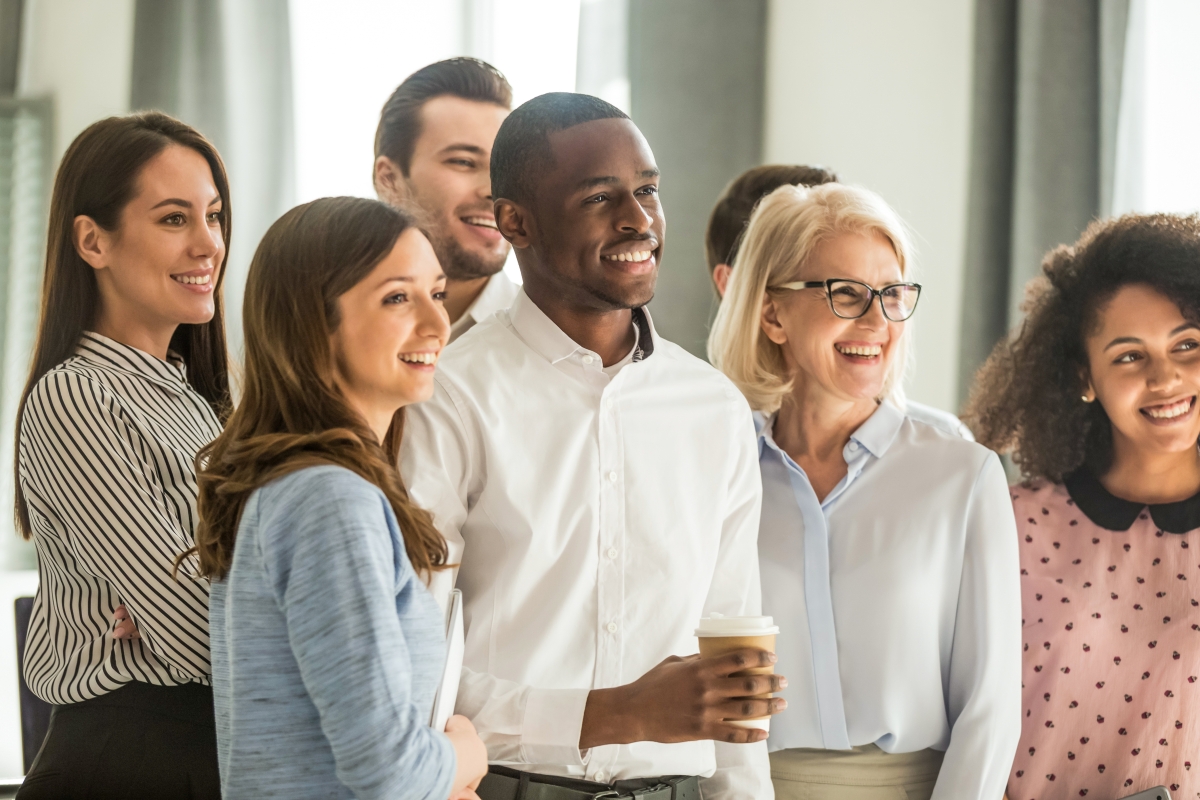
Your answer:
[18,332,222,704]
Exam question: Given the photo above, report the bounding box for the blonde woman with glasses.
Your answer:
[708,183,1021,800]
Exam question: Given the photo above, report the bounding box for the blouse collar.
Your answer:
[757,399,906,462]
[1064,467,1200,534]
[75,331,189,390]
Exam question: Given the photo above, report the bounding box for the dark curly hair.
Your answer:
[963,213,1200,482]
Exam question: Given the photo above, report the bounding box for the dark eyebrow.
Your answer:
[577,168,660,192]
[376,274,447,289]
[149,195,222,211]
[1104,322,1200,350]
[578,175,620,191]
[439,143,486,156]
[1104,336,1142,351]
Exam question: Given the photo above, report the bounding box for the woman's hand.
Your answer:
[111,604,141,640]
[444,714,487,800]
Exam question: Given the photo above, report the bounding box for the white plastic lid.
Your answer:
[695,614,779,637]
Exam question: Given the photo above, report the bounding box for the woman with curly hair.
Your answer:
[964,213,1200,800]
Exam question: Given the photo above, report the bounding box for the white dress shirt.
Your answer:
[758,401,1021,800]
[402,289,773,799]
[448,269,521,343]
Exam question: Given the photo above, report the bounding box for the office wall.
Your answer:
[629,0,767,358]
[17,0,134,159]
[764,0,976,413]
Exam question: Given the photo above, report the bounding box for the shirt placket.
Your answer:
[778,443,856,750]
[590,355,626,783]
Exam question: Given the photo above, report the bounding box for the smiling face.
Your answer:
[77,144,225,349]
[329,227,449,439]
[501,117,664,311]
[761,230,906,409]
[1084,284,1200,459]
[378,95,509,282]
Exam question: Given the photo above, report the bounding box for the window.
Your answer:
[289,0,582,283]
[1112,0,1200,216]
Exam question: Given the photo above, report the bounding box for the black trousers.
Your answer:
[16,682,220,800]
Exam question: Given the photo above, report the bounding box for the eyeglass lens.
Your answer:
[828,280,919,321]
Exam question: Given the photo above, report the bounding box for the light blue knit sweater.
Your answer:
[210,465,455,799]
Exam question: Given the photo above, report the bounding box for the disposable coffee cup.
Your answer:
[695,615,780,731]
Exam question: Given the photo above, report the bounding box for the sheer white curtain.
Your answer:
[289,0,582,203]
[289,0,581,284]
[1111,0,1200,216]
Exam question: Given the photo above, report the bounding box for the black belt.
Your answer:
[478,765,701,800]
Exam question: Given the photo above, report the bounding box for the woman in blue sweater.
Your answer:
[190,196,487,799]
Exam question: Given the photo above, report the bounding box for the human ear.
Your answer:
[713,263,731,298]
[374,156,408,207]
[73,215,109,271]
[760,294,788,346]
[495,200,531,249]
[1079,368,1096,404]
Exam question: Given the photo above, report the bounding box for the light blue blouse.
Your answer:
[210,465,455,800]
[758,401,1022,800]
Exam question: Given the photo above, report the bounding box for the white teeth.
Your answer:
[836,344,882,357]
[464,217,498,230]
[1145,398,1193,419]
[400,352,438,365]
[173,274,211,286]
[602,250,652,263]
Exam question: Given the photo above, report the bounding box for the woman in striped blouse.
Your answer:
[14,112,230,799]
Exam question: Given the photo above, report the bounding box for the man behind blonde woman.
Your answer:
[708,182,1022,799]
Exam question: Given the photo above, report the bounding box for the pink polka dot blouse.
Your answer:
[1008,474,1200,800]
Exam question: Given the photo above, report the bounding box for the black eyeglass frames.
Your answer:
[773,278,922,322]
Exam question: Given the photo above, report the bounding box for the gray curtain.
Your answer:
[622,0,767,359]
[0,0,23,95]
[130,0,294,358]
[957,0,1129,406]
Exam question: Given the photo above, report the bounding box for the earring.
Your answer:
[1081,395,1093,403]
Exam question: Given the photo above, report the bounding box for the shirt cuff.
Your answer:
[520,687,590,767]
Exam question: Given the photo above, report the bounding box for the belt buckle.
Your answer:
[591,792,622,799]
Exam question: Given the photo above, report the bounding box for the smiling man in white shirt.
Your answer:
[401,92,781,800]
[374,58,520,342]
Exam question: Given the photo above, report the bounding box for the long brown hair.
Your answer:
[192,196,448,581]
[14,111,232,539]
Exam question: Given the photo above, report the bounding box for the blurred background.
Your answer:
[0,0,1198,781]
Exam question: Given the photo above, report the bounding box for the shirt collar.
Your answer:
[454,270,520,333]
[75,331,189,389]
[507,288,656,365]
[1064,467,1200,534]
[757,399,905,460]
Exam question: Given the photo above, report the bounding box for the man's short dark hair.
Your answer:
[374,58,512,178]
[705,164,839,272]
[491,92,630,206]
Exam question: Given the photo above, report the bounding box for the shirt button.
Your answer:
[848,442,859,451]
[607,471,618,483]
[607,547,619,559]
[595,771,606,783]
[606,621,618,633]
[606,398,614,410]
[582,355,595,365]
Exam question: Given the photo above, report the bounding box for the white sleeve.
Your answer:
[699,404,774,800]
[400,378,590,767]
[931,453,1022,800]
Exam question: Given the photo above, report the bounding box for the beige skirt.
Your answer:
[770,744,945,800]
